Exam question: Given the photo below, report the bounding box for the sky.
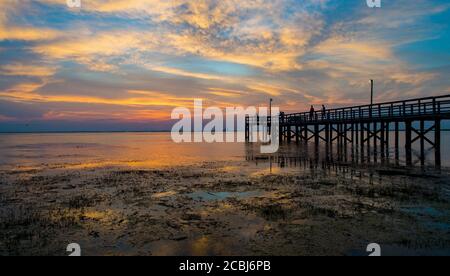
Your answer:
[0,0,449,132]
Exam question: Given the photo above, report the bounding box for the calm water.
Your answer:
[0,132,449,170]
[0,133,246,170]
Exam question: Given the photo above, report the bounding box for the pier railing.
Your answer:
[282,94,450,124]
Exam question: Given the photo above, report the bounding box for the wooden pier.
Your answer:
[245,95,450,167]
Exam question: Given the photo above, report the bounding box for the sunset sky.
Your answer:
[0,0,449,132]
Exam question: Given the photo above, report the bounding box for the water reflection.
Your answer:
[0,133,246,171]
[246,132,449,173]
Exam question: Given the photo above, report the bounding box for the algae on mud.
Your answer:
[1,159,449,256]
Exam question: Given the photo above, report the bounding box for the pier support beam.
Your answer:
[279,125,283,144]
[395,121,399,163]
[304,126,308,145]
[373,122,378,162]
[344,124,348,161]
[385,122,390,159]
[245,116,249,142]
[325,124,330,161]
[314,124,320,146]
[360,123,365,161]
[330,124,334,159]
[435,119,441,168]
[287,125,291,143]
[420,120,425,166]
[367,123,371,162]
[405,120,412,166]
[381,122,385,159]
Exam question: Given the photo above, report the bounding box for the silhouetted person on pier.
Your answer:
[322,105,327,119]
[309,105,315,121]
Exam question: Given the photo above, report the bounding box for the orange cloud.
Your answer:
[391,72,436,85]
[166,33,305,71]
[0,85,196,109]
[32,31,156,72]
[42,109,170,122]
[0,26,61,41]
[208,87,244,98]
[314,37,392,61]
[246,83,300,97]
[0,64,57,77]
[5,82,47,93]
[33,32,145,58]
[0,0,62,41]
[147,66,234,81]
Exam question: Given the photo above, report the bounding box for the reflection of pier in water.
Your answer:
[245,143,448,196]
[245,95,450,168]
[245,142,445,178]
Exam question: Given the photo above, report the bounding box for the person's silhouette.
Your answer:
[309,105,315,121]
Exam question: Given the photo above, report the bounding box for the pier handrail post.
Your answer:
[256,114,260,141]
[433,98,436,115]
[245,115,249,142]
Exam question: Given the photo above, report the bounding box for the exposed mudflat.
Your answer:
[1,159,449,256]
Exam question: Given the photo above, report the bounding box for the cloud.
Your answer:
[208,87,244,98]
[145,65,234,81]
[0,87,194,108]
[31,31,155,71]
[0,99,45,120]
[313,37,392,61]
[390,72,436,85]
[4,82,47,93]
[0,26,61,41]
[0,1,62,41]
[0,63,57,77]
[247,83,290,96]
[356,0,450,29]
[42,109,170,122]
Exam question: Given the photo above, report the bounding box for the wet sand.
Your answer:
[1,157,449,256]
